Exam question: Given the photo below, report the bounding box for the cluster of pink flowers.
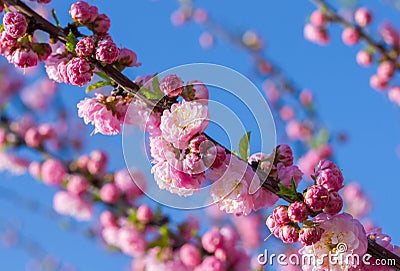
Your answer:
[77,94,129,135]
[303,10,329,45]
[0,11,52,68]
[209,144,302,216]
[267,159,344,246]
[132,225,250,271]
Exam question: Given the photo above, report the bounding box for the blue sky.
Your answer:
[0,0,399,270]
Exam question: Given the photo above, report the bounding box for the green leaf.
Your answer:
[152,75,162,93]
[308,128,329,149]
[0,24,4,33]
[140,87,164,100]
[4,4,10,13]
[238,131,251,160]
[66,30,78,53]
[51,9,61,28]
[94,71,111,81]
[85,81,111,93]
[276,181,298,200]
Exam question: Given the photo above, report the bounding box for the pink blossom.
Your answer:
[24,127,42,148]
[370,74,388,91]
[179,244,201,267]
[198,256,225,271]
[114,168,145,199]
[389,86,400,106]
[10,48,38,68]
[75,37,95,57]
[0,152,29,175]
[209,154,255,216]
[342,27,360,46]
[232,214,261,249]
[377,61,395,80]
[356,50,372,67]
[182,80,209,105]
[323,191,343,215]
[199,32,214,49]
[100,211,116,228]
[355,7,372,27]
[53,191,93,221]
[288,201,308,222]
[3,12,28,39]
[77,95,124,135]
[272,205,290,226]
[299,90,313,105]
[160,74,184,97]
[95,39,119,64]
[0,32,17,56]
[102,226,119,247]
[160,100,209,149]
[100,183,120,203]
[66,57,93,86]
[124,97,161,135]
[304,185,329,212]
[118,226,146,256]
[87,149,108,175]
[310,10,326,27]
[136,205,153,224]
[67,175,88,195]
[263,80,280,103]
[193,8,208,24]
[304,24,329,45]
[277,164,303,187]
[298,145,332,178]
[266,214,280,237]
[315,159,344,192]
[299,227,323,246]
[69,1,98,24]
[28,161,41,179]
[93,14,110,34]
[117,48,141,67]
[21,78,56,111]
[379,22,399,46]
[286,120,311,142]
[201,227,224,253]
[280,225,299,243]
[203,145,226,169]
[41,159,67,186]
[300,213,367,271]
[279,106,294,121]
[276,144,294,166]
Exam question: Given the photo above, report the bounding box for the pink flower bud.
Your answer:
[100,210,116,228]
[24,127,42,148]
[310,10,326,27]
[41,159,67,186]
[118,226,146,256]
[275,144,294,166]
[379,22,399,46]
[67,175,88,195]
[279,105,294,121]
[180,244,201,267]
[188,134,208,154]
[370,74,388,91]
[304,185,329,212]
[57,60,71,84]
[201,227,224,253]
[266,215,280,237]
[356,50,372,67]
[304,24,330,45]
[315,159,344,192]
[299,90,313,105]
[93,14,110,34]
[87,150,108,175]
[95,39,119,64]
[66,57,93,86]
[11,48,38,68]
[377,61,395,80]
[136,204,153,224]
[288,201,308,222]
[0,32,17,55]
[299,227,323,245]
[272,205,290,226]
[280,225,299,243]
[3,11,28,39]
[193,8,208,24]
[28,161,41,179]
[160,74,184,97]
[342,27,360,46]
[200,256,225,271]
[323,191,343,215]
[389,86,400,106]
[117,48,141,67]
[100,183,120,203]
[355,7,372,27]
[69,1,98,24]
[75,37,95,57]
[182,80,209,105]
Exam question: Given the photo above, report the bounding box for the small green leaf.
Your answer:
[4,4,10,13]
[276,183,298,200]
[290,177,297,194]
[0,24,4,33]
[94,71,111,81]
[51,9,61,28]
[238,131,251,160]
[128,209,138,223]
[152,75,162,93]
[85,81,111,93]
[66,30,78,53]
[140,87,164,100]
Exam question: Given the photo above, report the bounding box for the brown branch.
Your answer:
[3,0,400,268]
